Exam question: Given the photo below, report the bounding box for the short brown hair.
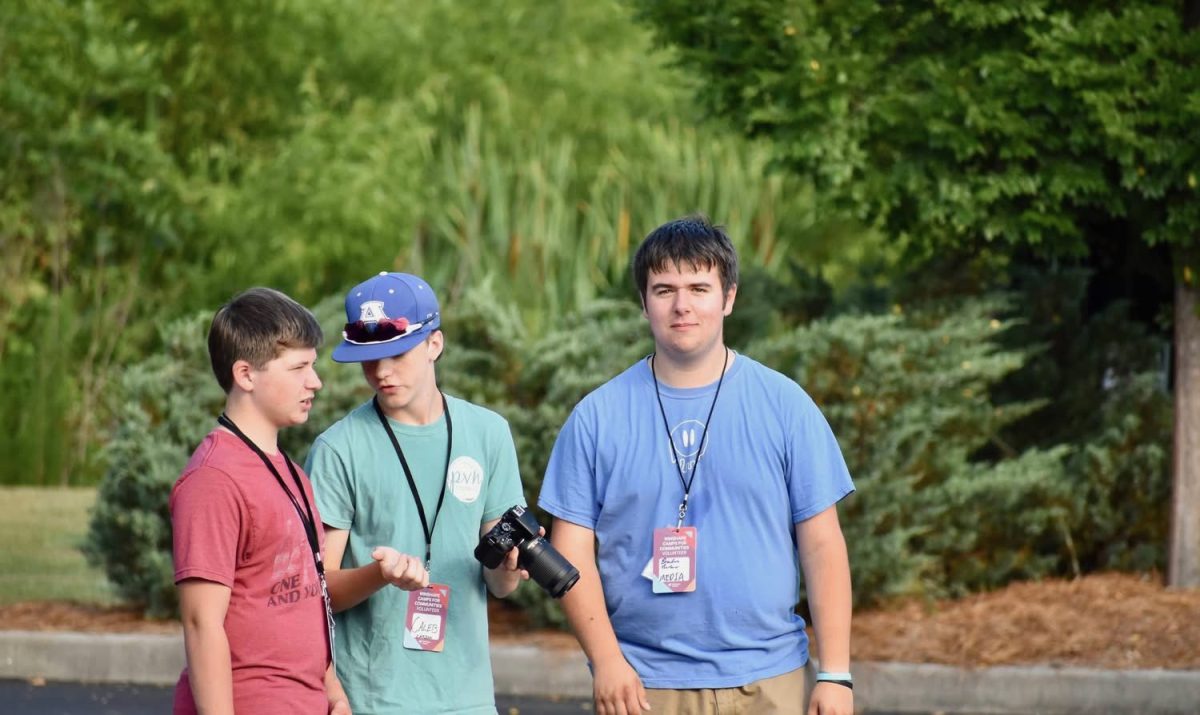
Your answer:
[632,214,739,302]
[207,287,323,393]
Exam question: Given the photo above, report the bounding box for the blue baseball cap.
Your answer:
[331,272,441,363]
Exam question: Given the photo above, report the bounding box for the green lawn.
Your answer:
[0,486,118,605]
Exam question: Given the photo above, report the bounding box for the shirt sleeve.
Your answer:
[305,435,355,531]
[537,405,601,530]
[170,466,245,587]
[786,391,855,523]
[482,415,525,523]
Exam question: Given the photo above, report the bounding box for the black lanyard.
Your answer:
[216,413,335,663]
[218,414,323,573]
[373,393,453,571]
[651,348,729,528]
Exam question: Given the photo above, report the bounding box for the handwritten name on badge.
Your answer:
[652,527,697,593]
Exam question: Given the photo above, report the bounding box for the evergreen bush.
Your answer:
[84,312,221,617]
[752,298,1073,603]
[86,290,1171,620]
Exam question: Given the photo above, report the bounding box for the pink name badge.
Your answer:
[652,527,697,593]
[403,584,450,652]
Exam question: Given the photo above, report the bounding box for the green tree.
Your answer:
[633,0,1200,586]
[1,0,829,484]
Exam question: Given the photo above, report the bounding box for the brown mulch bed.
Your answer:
[3,572,1198,669]
[849,571,1200,670]
[0,601,181,634]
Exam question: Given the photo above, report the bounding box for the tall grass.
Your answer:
[0,0,841,485]
[408,107,820,335]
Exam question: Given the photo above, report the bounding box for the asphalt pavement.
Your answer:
[1,680,969,715]
[2,630,1198,713]
[0,680,593,715]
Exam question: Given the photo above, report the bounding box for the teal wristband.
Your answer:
[816,671,853,690]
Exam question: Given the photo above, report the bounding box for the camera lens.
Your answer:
[517,537,580,598]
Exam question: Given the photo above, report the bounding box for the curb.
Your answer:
[2,630,1198,713]
[0,631,183,686]
[853,661,1200,714]
[0,630,593,696]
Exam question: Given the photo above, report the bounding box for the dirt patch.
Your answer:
[3,572,1198,669]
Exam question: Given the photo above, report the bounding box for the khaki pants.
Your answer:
[644,667,807,715]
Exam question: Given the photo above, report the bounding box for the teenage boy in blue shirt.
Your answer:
[540,216,856,715]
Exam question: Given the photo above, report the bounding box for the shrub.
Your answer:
[751,297,1074,603]
[87,290,1170,620]
[84,312,221,617]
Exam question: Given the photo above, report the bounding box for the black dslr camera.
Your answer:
[474,505,580,598]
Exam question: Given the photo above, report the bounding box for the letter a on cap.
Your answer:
[359,300,387,323]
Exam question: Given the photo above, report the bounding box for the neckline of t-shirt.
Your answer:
[639,349,745,400]
[212,426,289,464]
[379,408,449,439]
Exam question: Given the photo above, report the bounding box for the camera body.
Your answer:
[474,505,579,598]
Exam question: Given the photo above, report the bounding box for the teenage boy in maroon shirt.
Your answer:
[170,287,350,714]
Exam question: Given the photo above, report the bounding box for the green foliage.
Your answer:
[84,312,220,617]
[0,0,193,484]
[2,0,850,485]
[87,277,1174,621]
[509,300,652,508]
[92,290,1161,618]
[83,287,648,620]
[752,298,1074,601]
[633,1,1200,252]
[992,266,1174,572]
[206,102,827,337]
[633,0,1190,592]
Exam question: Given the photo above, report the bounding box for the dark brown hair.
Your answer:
[632,214,739,302]
[207,287,323,393]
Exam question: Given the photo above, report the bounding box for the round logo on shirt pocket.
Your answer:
[446,456,484,503]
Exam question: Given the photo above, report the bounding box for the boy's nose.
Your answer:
[372,359,394,379]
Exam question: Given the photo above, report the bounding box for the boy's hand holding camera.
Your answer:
[475,505,580,599]
[490,527,544,581]
[371,547,429,590]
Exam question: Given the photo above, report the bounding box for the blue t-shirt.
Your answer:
[538,353,854,689]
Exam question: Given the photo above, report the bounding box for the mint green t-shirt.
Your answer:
[306,395,524,715]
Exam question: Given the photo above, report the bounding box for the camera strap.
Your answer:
[216,413,336,666]
[651,347,729,528]
[373,393,453,572]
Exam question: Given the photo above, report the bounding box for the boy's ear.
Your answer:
[427,330,445,362]
[230,359,255,392]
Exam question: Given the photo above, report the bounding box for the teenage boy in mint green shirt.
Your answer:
[306,272,527,715]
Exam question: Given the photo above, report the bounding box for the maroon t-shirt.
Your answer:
[170,429,330,714]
